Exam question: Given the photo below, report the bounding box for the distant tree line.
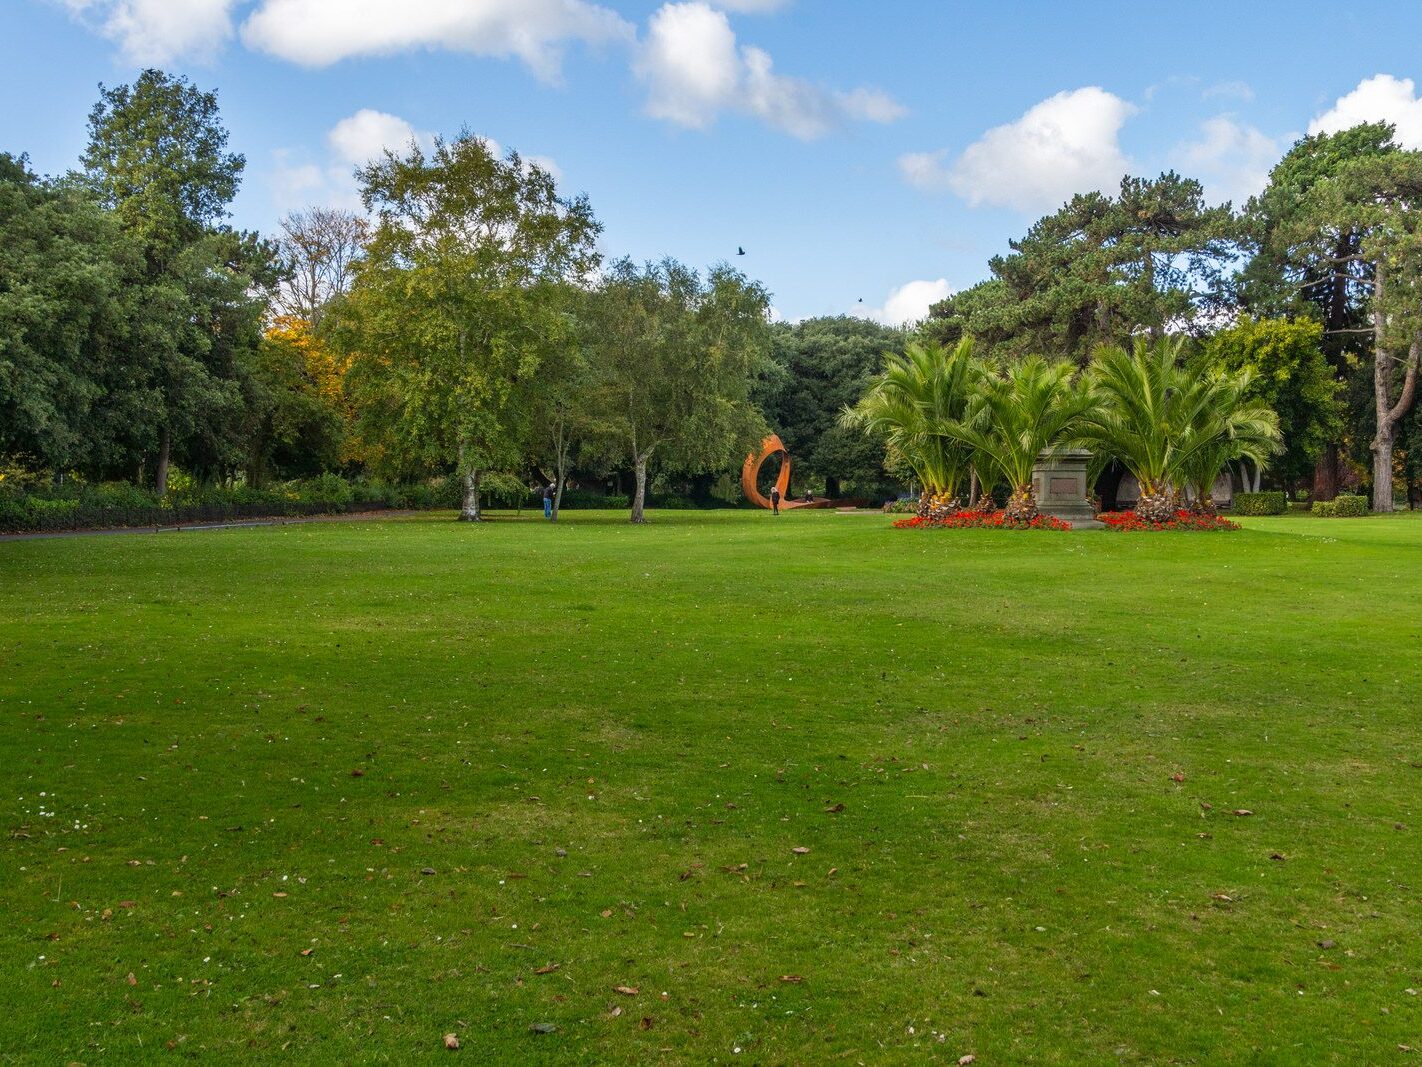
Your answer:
[921,131,1422,511]
[4,70,1421,515]
[1,70,777,523]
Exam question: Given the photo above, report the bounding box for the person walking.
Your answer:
[770,484,781,515]
[543,481,556,520]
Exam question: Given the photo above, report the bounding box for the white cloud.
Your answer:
[1174,115,1284,206]
[241,0,633,81]
[859,279,951,327]
[906,87,1135,212]
[636,2,904,138]
[1309,74,1422,149]
[897,149,953,193]
[54,0,238,63]
[327,109,435,166]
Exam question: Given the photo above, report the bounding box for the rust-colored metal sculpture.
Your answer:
[742,434,793,510]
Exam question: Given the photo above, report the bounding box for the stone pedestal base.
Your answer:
[1033,448,1102,529]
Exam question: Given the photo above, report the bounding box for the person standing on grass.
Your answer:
[543,481,556,520]
[770,484,781,515]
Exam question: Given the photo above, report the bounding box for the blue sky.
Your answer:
[5,1,1422,322]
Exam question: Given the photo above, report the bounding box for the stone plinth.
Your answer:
[1032,448,1102,529]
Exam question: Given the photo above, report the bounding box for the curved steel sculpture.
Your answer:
[741,434,792,510]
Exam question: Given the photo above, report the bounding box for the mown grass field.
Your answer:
[2,509,1420,1064]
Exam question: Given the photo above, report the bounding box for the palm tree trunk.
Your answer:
[1004,483,1038,522]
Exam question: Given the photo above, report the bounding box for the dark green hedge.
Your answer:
[1312,494,1369,517]
[1234,491,1288,516]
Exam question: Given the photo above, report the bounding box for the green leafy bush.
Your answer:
[1313,494,1369,517]
[884,498,919,515]
[1234,491,1287,516]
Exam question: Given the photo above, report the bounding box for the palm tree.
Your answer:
[1178,366,1282,513]
[1077,338,1196,523]
[941,356,1093,522]
[841,339,979,512]
[1080,338,1281,520]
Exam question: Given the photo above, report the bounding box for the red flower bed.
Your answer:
[1098,509,1239,532]
[893,509,1071,531]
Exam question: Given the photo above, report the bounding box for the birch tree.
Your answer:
[585,259,770,523]
[331,134,600,519]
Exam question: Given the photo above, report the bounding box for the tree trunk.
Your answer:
[460,467,482,522]
[155,427,172,497]
[825,476,841,499]
[1370,265,1420,513]
[552,458,566,522]
[1003,483,1038,523]
[1135,482,1177,524]
[630,454,648,523]
[1311,445,1339,502]
[1373,423,1396,513]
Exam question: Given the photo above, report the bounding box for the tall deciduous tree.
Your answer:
[759,316,902,497]
[331,135,600,519]
[0,154,135,472]
[1205,318,1341,488]
[584,258,770,523]
[81,69,270,493]
[274,208,368,327]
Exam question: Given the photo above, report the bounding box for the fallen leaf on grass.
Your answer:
[126,972,137,986]
[778,975,804,984]
[300,948,314,957]
[639,1017,654,1030]
[443,1033,459,1050]
[600,909,613,918]
[529,1022,557,1034]
[824,803,845,814]
[350,769,365,778]
[534,964,560,975]
[1232,809,1253,817]
[791,847,810,855]
[959,1056,977,1066]
[118,900,136,909]
[614,985,639,996]
[1170,773,1185,783]
[272,892,288,898]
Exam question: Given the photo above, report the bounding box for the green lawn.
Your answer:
[2,510,1420,1063]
